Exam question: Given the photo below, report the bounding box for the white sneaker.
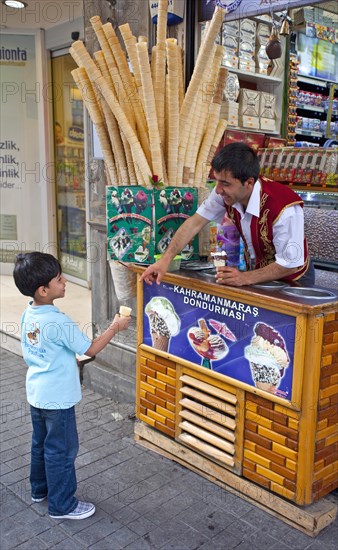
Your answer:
[49,501,95,520]
[32,496,47,503]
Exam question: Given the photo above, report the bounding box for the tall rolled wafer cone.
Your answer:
[166,38,179,185]
[102,22,151,167]
[196,118,227,187]
[136,41,165,182]
[177,6,226,184]
[183,45,216,185]
[154,0,168,146]
[90,16,135,131]
[177,45,184,110]
[71,67,117,184]
[71,41,152,183]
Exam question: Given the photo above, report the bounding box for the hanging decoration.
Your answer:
[266,10,282,60]
[280,10,292,36]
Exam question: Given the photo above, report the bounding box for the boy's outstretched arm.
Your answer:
[85,314,130,356]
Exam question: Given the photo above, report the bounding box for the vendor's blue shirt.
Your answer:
[21,302,91,409]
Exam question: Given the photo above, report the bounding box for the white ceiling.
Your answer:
[0,0,83,30]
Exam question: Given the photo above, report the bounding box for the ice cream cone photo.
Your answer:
[151,333,169,352]
[145,297,180,352]
[245,323,289,395]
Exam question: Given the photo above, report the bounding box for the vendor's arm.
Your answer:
[215,262,299,286]
[216,206,305,287]
[140,213,209,285]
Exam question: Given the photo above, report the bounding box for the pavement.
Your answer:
[1,347,337,550]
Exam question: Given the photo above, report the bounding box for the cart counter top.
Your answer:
[134,265,337,315]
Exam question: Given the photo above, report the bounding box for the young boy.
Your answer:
[13,252,131,520]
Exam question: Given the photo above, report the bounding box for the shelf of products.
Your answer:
[56,142,86,260]
[296,128,323,138]
[199,17,284,137]
[258,146,338,187]
[294,32,338,146]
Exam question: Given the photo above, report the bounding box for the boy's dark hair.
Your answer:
[211,142,260,184]
[13,252,62,297]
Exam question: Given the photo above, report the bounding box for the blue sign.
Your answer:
[143,282,297,400]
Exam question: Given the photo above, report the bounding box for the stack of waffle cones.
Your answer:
[70,0,228,188]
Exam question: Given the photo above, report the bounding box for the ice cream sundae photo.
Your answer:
[188,319,229,369]
[244,322,290,394]
[145,297,181,352]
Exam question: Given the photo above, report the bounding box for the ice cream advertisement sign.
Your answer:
[143,283,297,401]
[154,187,199,261]
[106,186,199,263]
[107,186,154,263]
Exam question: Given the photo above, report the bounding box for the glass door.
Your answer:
[51,53,87,282]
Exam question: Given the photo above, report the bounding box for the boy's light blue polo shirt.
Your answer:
[21,302,92,409]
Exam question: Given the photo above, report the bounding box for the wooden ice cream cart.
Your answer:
[134,268,337,535]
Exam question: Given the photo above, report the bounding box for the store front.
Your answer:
[51,52,87,284]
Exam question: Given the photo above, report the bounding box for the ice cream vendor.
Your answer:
[141,142,315,287]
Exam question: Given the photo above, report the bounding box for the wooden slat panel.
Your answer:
[179,409,235,442]
[180,387,236,416]
[179,420,235,455]
[179,374,237,404]
[179,398,236,430]
[178,433,234,467]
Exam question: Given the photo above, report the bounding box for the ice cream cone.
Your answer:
[245,322,289,395]
[151,333,169,351]
[145,297,181,354]
[211,251,227,267]
[119,306,132,317]
[255,381,278,393]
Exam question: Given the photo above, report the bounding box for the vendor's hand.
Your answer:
[215,266,248,287]
[139,259,169,285]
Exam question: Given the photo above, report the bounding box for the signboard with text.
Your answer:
[199,0,327,22]
[143,282,297,401]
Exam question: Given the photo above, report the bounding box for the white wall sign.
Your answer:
[0,31,55,266]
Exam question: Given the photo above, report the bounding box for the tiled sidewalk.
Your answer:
[1,348,337,549]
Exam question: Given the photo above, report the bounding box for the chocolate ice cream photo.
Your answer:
[244,322,289,394]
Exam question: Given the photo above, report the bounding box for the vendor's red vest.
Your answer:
[225,177,309,282]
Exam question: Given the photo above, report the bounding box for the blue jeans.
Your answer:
[30,405,79,516]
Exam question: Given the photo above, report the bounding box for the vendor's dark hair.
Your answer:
[211,142,260,184]
[13,252,62,297]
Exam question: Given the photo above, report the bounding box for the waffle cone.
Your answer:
[152,333,169,351]
[256,381,278,393]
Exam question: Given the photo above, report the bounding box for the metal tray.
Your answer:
[252,281,287,290]
[281,287,337,299]
[181,262,215,271]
